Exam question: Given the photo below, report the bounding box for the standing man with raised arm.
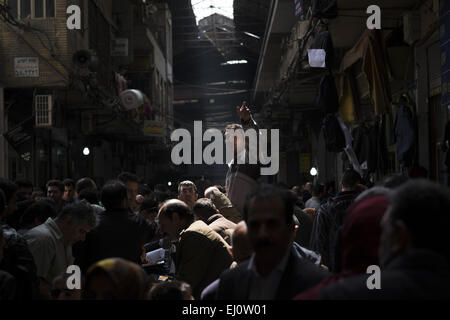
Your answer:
[225,102,261,215]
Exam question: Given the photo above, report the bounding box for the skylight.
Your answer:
[191,0,234,24]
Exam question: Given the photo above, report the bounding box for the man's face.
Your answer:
[17,187,33,201]
[247,197,294,266]
[157,213,182,242]
[48,186,63,204]
[178,185,198,209]
[63,186,75,202]
[304,183,312,193]
[125,181,139,209]
[69,220,91,245]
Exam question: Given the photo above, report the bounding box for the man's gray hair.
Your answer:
[56,201,96,228]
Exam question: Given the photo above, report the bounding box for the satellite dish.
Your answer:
[120,89,144,110]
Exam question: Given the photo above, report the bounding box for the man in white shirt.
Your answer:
[224,102,260,215]
[25,202,96,289]
[216,184,328,300]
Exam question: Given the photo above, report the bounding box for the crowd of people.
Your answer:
[1,167,449,300]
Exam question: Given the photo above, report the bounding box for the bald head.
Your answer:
[157,199,194,241]
[158,199,192,219]
[231,221,253,263]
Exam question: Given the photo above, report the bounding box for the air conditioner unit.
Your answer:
[35,95,53,127]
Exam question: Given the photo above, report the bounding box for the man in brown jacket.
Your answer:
[193,198,236,245]
[204,186,242,223]
[157,199,233,299]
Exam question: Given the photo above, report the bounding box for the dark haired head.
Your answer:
[63,179,75,188]
[341,168,361,189]
[382,180,450,262]
[78,188,100,205]
[0,189,6,216]
[138,184,152,197]
[243,184,295,225]
[20,200,57,229]
[75,178,97,194]
[192,198,218,221]
[312,184,325,196]
[153,191,172,205]
[0,179,18,204]
[140,198,159,214]
[117,172,139,184]
[0,179,18,215]
[15,179,33,201]
[101,180,127,211]
[148,281,193,300]
[32,191,45,201]
[46,180,64,193]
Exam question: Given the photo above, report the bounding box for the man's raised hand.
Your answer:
[237,101,251,123]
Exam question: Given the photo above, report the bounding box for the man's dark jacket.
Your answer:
[0,225,39,299]
[216,246,329,300]
[74,209,156,271]
[309,190,358,272]
[319,250,450,300]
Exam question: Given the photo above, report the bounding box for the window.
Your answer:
[7,0,55,19]
[35,95,53,127]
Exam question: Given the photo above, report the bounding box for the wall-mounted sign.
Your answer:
[143,120,165,137]
[3,117,34,162]
[14,57,39,77]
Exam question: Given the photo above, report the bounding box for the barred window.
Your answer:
[6,0,55,19]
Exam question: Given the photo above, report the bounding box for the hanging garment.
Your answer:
[340,30,392,115]
[336,116,363,177]
[311,0,338,19]
[394,105,416,166]
[316,74,339,113]
[311,31,335,70]
[338,73,356,122]
[352,124,373,172]
[322,114,346,153]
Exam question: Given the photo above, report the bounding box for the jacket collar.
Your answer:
[44,218,64,241]
[206,213,224,225]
